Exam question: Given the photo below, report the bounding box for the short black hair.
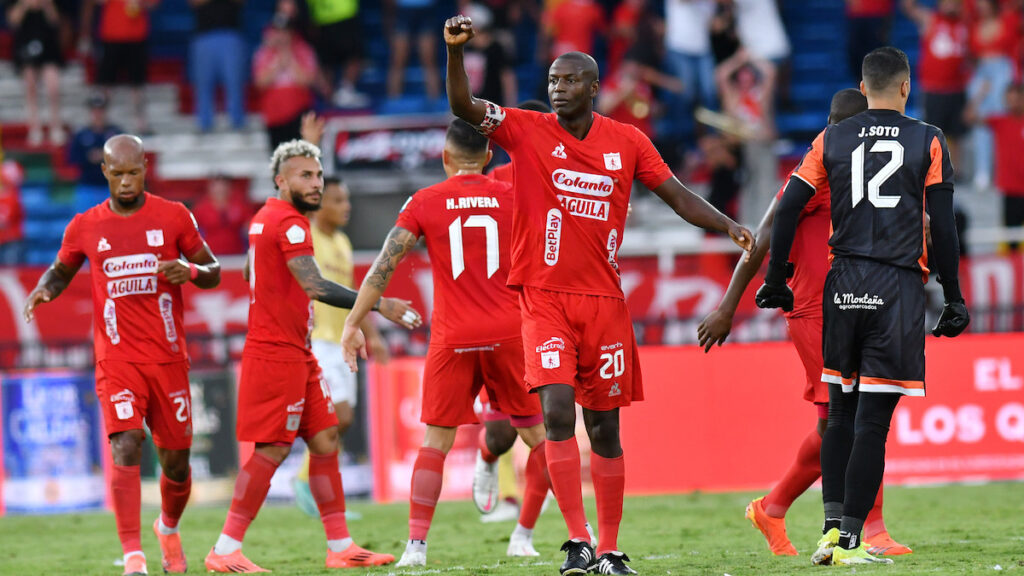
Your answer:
[553,51,600,82]
[446,118,490,156]
[324,176,343,187]
[829,88,868,124]
[861,47,910,93]
[517,99,551,113]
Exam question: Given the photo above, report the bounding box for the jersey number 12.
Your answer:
[851,140,904,208]
[449,215,499,279]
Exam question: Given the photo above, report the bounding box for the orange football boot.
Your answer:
[204,548,270,573]
[745,497,799,556]
[865,531,913,556]
[325,544,395,568]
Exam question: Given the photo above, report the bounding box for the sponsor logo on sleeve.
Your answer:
[249,222,264,235]
[603,152,622,171]
[286,224,307,245]
[551,169,614,197]
[146,229,164,247]
[545,209,562,266]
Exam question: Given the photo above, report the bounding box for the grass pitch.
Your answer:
[2,483,1022,575]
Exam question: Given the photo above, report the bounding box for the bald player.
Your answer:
[24,135,222,576]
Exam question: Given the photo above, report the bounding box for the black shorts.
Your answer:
[822,258,926,397]
[315,17,362,70]
[921,91,967,138]
[13,32,63,72]
[97,41,148,86]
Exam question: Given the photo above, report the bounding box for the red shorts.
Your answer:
[236,355,338,444]
[477,388,509,422]
[519,287,643,411]
[787,315,828,404]
[422,338,540,427]
[96,359,192,450]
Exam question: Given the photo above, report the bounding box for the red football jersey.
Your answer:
[489,162,514,184]
[395,174,519,347]
[57,192,205,363]
[244,197,315,360]
[775,172,830,319]
[479,104,673,298]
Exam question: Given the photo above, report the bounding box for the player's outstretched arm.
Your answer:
[24,258,81,323]
[158,243,222,289]
[651,176,755,254]
[756,175,816,311]
[698,197,777,352]
[341,226,420,372]
[445,15,486,125]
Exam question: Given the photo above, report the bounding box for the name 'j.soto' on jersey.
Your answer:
[791,109,954,278]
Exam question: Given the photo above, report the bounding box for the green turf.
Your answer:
[2,483,1022,575]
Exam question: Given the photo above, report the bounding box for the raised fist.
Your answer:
[444,15,475,46]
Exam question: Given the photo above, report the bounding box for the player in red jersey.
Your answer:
[23,135,221,576]
[340,119,548,565]
[698,89,910,557]
[473,99,552,521]
[444,15,755,576]
[204,140,421,573]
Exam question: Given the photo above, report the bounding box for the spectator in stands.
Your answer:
[698,131,741,222]
[987,83,1024,251]
[598,27,682,140]
[902,0,969,171]
[80,0,156,133]
[253,13,318,149]
[845,0,894,83]
[964,0,1019,190]
[189,0,248,133]
[607,0,649,76]
[387,0,442,101]
[67,92,121,189]
[733,0,790,107]
[0,151,25,265]
[463,3,517,106]
[542,0,606,60]
[715,48,776,223]
[192,174,249,255]
[8,0,65,147]
[664,0,717,138]
[308,0,370,108]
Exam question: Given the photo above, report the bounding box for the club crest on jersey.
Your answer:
[97,237,111,252]
[551,142,567,159]
[146,229,164,247]
[603,152,622,171]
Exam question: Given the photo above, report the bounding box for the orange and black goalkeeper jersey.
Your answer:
[791,109,954,275]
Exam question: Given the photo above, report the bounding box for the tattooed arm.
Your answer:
[287,254,363,309]
[24,259,83,322]
[340,226,420,371]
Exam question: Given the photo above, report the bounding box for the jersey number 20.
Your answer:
[851,140,904,208]
[449,215,499,279]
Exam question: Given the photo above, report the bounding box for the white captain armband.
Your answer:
[478,101,506,136]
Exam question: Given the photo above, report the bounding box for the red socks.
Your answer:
[111,464,142,554]
[478,428,498,464]
[591,453,625,555]
[159,471,191,529]
[763,428,822,518]
[864,484,887,538]
[518,442,549,530]
[409,447,446,541]
[309,451,350,541]
[545,438,590,542]
[222,452,278,542]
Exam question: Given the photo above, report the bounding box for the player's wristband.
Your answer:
[188,262,199,281]
[764,260,793,287]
